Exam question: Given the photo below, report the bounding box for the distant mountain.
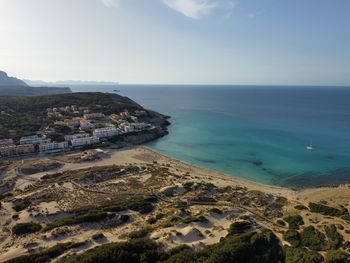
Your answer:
[0,71,28,86]
[0,86,72,96]
[0,70,72,96]
[24,79,119,86]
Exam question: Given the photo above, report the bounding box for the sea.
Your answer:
[71,85,350,189]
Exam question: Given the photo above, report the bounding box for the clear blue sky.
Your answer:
[1,0,349,85]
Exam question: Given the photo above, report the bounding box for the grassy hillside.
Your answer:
[0,92,143,139]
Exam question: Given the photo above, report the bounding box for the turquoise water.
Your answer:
[72,85,350,188]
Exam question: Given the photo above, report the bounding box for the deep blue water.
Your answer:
[71,85,350,188]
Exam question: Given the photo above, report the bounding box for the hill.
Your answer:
[0,71,71,96]
[0,86,72,96]
[0,71,28,86]
[0,92,167,140]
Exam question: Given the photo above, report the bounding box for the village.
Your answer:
[0,105,155,158]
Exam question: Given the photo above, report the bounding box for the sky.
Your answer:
[0,0,349,86]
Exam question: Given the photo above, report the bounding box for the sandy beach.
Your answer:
[1,146,350,262]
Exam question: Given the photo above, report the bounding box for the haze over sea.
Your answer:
[72,85,350,189]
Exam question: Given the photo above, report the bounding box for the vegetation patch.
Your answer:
[309,202,346,217]
[12,200,31,212]
[182,215,208,224]
[208,207,223,214]
[63,227,283,263]
[300,226,326,251]
[128,197,157,214]
[324,224,343,249]
[44,211,111,231]
[128,228,152,239]
[228,221,252,235]
[12,222,42,236]
[4,242,85,263]
[285,246,323,263]
[283,215,304,230]
[324,250,348,263]
[294,204,308,211]
[283,230,301,247]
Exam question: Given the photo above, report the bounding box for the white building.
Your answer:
[80,119,95,130]
[20,135,51,145]
[64,133,90,141]
[1,144,35,157]
[64,118,81,128]
[0,145,17,157]
[39,141,68,153]
[54,121,65,126]
[71,136,100,147]
[0,139,14,147]
[93,126,118,138]
[83,113,105,120]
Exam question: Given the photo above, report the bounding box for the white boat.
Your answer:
[306,139,315,151]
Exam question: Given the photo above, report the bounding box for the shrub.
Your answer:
[294,205,308,211]
[44,211,110,231]
[119,214,130,223]
[341,215,350,222]
[309,203,346,217]
[285,246,323,263]
[208,208,223,214]
[128,198,157,214]
[283,215,304,230]
[63,228,284,263]
[182,215,208,224]
[283,230,301,247]
[128,228,151,239]
[324,224,343,249]
[12,200,31,212]
[325,250,348,263]
[300,226,326,251]
[147,217,157,224]
[12,222,42,236]
[228,221,252,235]
[4,242,85,263]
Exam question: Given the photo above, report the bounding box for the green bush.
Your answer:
[147,217,157,224]
[228,221,252,235]
[128,198,157,214]
[309,203,346,217]
[285,246,323,263]
[325,250,348,263]
[208,208,223,214]
[120,214,130,223]
[12,222,42,236]
[283,215,304,230]
[300,226,326,251]
[283,230,301,247]
[44,211,111,231]
[12,201,31,212]
[63,228,284,263]
[182,215,208,224]
[4,242,85,263]
[294,205,308,211]
[128,228,152,239]
[341,215,350,222]
[324,224,343,249]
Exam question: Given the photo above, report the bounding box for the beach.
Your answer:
[1,146,350,262]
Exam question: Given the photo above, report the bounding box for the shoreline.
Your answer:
[2,145,350,262]
[141,146,297,196]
